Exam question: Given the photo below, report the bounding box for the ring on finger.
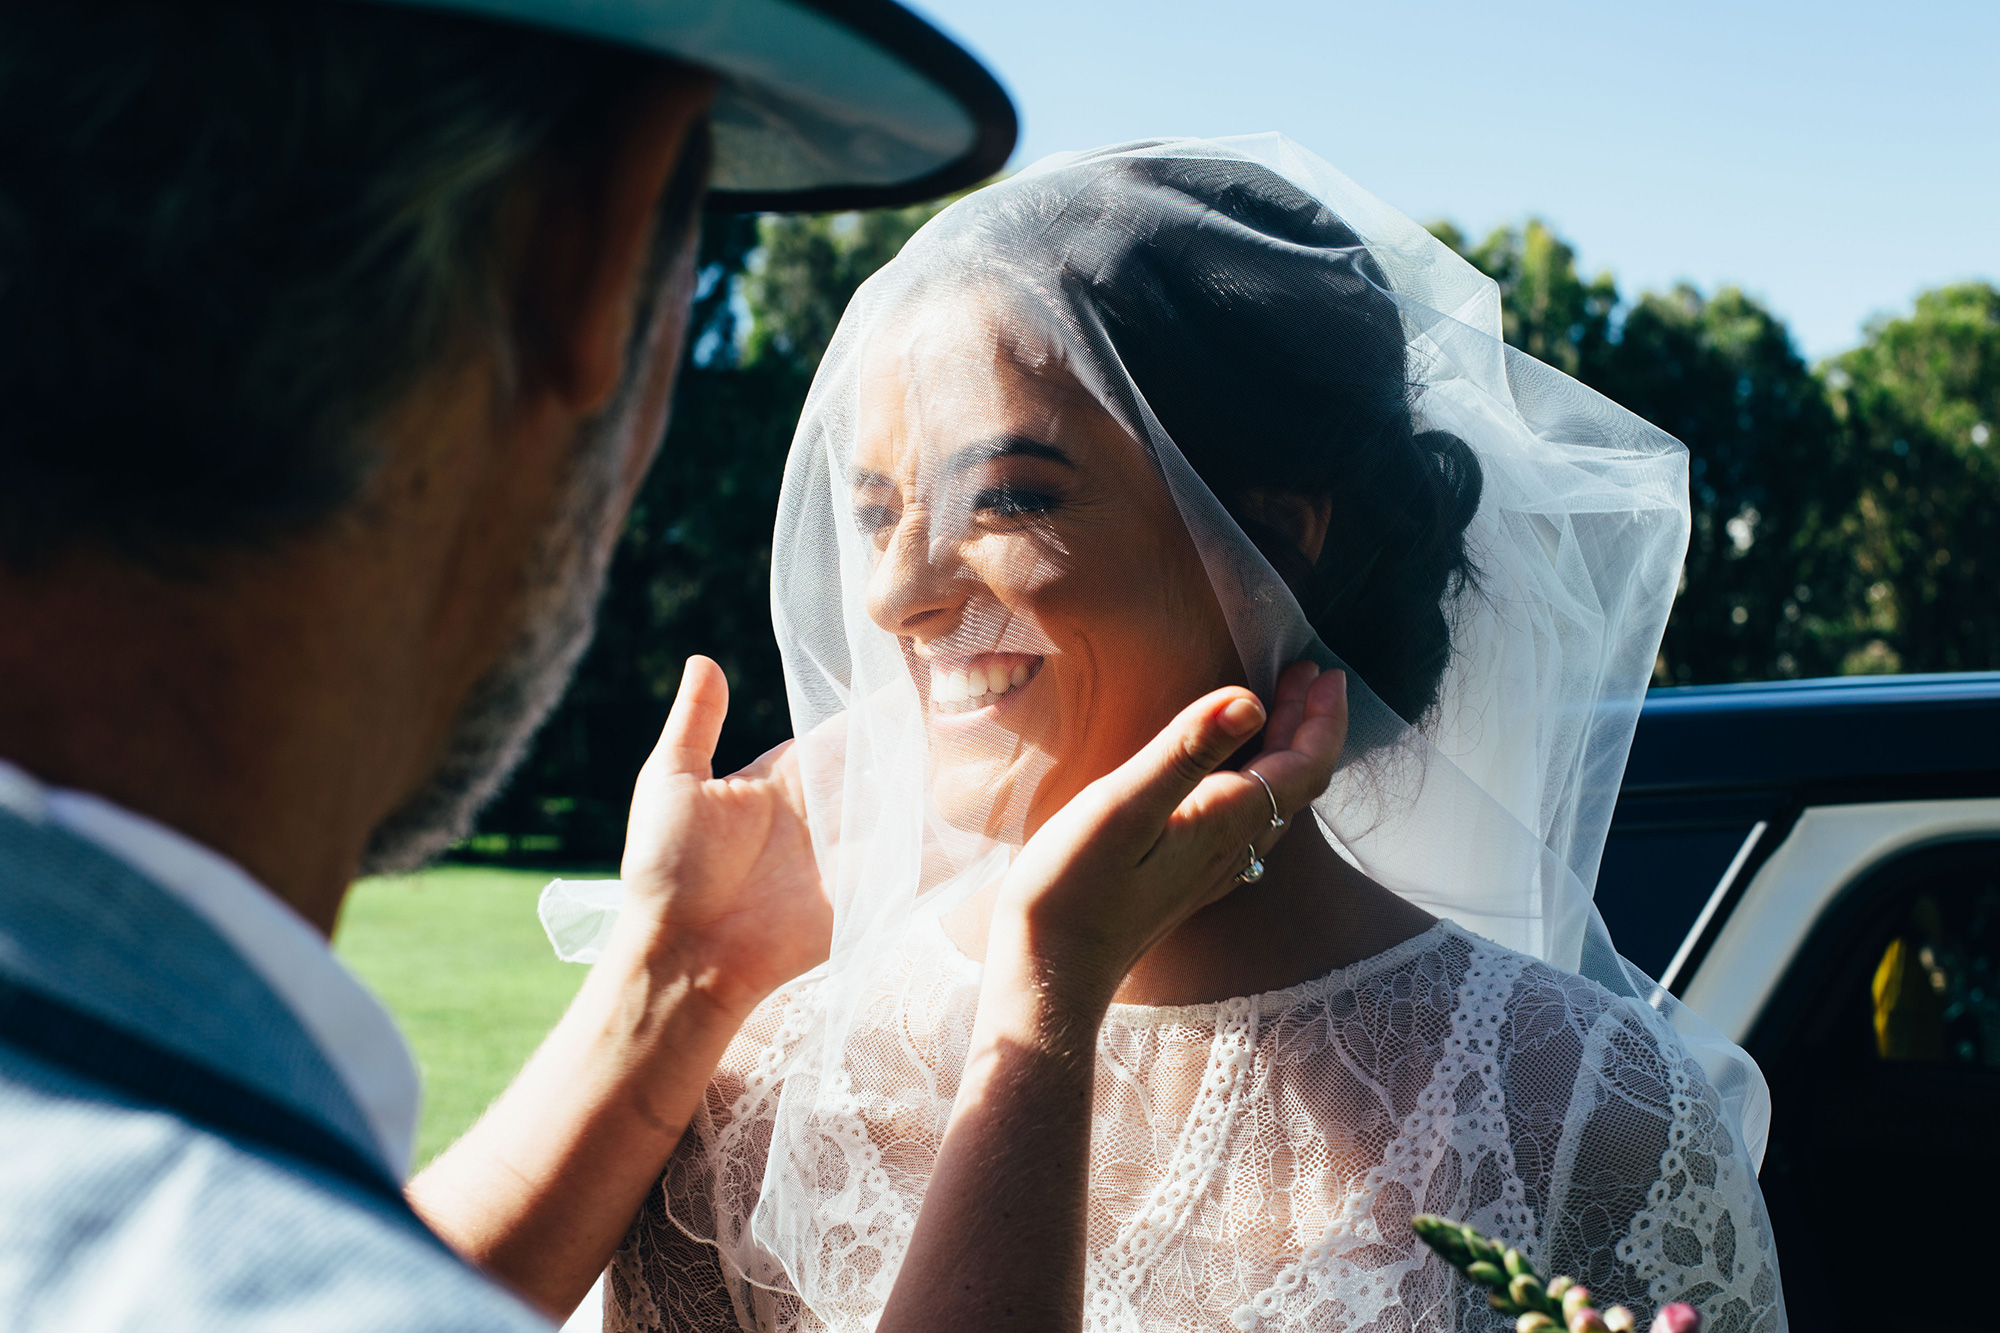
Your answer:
[1248,769,1285,831]
[1236,843,1266,884]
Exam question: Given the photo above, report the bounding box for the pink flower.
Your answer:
[1648,1303,1700,1333]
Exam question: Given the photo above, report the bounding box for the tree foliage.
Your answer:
[1429,221,2000,685]
[1597,285,1846,683]
[463,207,1999,863]
[1826,284,2000,674]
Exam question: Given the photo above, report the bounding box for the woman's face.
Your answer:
[852,312,1245,839]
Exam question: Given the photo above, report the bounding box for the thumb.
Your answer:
[1089,687,1266,844]
[646,655,730,782]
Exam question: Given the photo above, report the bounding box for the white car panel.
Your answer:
[1682,797,2000,1042]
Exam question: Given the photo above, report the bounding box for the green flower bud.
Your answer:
[1466,1261,1507,1289]
[1602,1307,1636,1333]
[1517,1315,1558,1333]
[1504,1248,1533,1280]
[1509,1275,1546,1310]
[1562,1286,1593,1320]
[1490,1294,1520,1317]
[1568,1312,1609,1333]
[1412,1216,1471,1267]
[1546,1276,1574,1302]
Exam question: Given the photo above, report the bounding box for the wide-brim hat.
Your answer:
[373,0,1016,212]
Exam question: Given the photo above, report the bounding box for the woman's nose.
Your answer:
[866,511,969,638]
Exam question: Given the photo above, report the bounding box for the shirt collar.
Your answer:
[0,759,419,1177]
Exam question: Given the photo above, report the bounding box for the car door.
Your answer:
[1746,838,2000,1332]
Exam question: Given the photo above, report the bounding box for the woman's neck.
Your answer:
[1112,821,1436,1006]
[940,822,1436,1007]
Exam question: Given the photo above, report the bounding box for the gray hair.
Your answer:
[0,0,690,565]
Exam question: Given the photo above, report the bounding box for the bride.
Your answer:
[559,137,1783,1333]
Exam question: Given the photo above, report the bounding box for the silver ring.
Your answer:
[1237,844,1266,884]
[1249,769,1285,831]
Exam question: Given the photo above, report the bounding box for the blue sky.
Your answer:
[905,0,1997,361]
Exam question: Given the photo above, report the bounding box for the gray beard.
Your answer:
[357,402,628,876]
[357,284,682,875]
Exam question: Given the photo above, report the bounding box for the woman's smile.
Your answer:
[922,652,1044,719]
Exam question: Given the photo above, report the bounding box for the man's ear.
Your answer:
[1237,488,1334,565]
[515,73,716,415]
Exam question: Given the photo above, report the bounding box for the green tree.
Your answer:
[747,204,943,369]
[1829,282,2000,673]
[1435,221,1849,683]
[1597,285,1848,683]
[472,210,1996,863]
[1430,218,1617,379]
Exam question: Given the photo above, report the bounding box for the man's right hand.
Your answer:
[612,654,833,1022]
[408,655,831,1318]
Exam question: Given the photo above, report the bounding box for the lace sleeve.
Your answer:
[609,1174,740,1333]
[1531,986,1783,1333]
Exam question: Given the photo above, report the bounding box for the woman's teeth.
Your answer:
[931,660,1033,712]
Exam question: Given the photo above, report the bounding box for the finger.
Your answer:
[1087,686,1267,845]
[1258,660,1321,754]
[1170,765,1299,866]
[1166,669,1348,865]
[649,655,730,781]
[1248,668,1347,811]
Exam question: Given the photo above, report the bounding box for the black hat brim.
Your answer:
[379,0,1018,213]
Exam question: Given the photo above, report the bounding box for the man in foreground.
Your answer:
[0,3,1343,1328]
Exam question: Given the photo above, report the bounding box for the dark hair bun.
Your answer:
[1024,154,1484,725]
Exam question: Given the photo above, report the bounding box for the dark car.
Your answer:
[1601,672,2000,1331]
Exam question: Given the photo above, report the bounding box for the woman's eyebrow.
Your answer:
[847,437,1074,491]
[944,435,1076,477]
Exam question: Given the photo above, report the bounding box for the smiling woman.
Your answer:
[586,137,1784,1333]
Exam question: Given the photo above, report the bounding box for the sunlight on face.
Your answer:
[851,302,1244,840]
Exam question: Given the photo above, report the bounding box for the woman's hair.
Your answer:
[986,153,1484,726]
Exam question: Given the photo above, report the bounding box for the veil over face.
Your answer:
[565,136,1782,1333]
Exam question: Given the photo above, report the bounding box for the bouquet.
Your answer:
[1412,1216,1700,1333]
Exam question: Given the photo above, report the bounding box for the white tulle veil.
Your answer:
[544,134,1773,1322]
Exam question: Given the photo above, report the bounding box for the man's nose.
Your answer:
[866,510,969,638]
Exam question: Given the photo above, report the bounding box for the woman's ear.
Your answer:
[512,73,716,415]
[1237,489,1334,565]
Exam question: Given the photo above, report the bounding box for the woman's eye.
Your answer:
[972,486,1058,521]
[852,503,898,535]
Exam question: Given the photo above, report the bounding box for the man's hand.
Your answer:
[409,656,830,1318]
[612,655,831,1019]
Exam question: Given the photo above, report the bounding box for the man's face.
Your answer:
[359,154,705,874]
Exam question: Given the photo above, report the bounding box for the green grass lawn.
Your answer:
[332,864,609,1168]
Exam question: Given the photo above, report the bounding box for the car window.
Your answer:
[1596,792,1778,978]
[1868,871,2000,1066]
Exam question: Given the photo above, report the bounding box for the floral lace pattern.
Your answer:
[611,922,1783,1333]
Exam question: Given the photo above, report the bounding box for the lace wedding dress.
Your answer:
[608,919,1780,1333]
